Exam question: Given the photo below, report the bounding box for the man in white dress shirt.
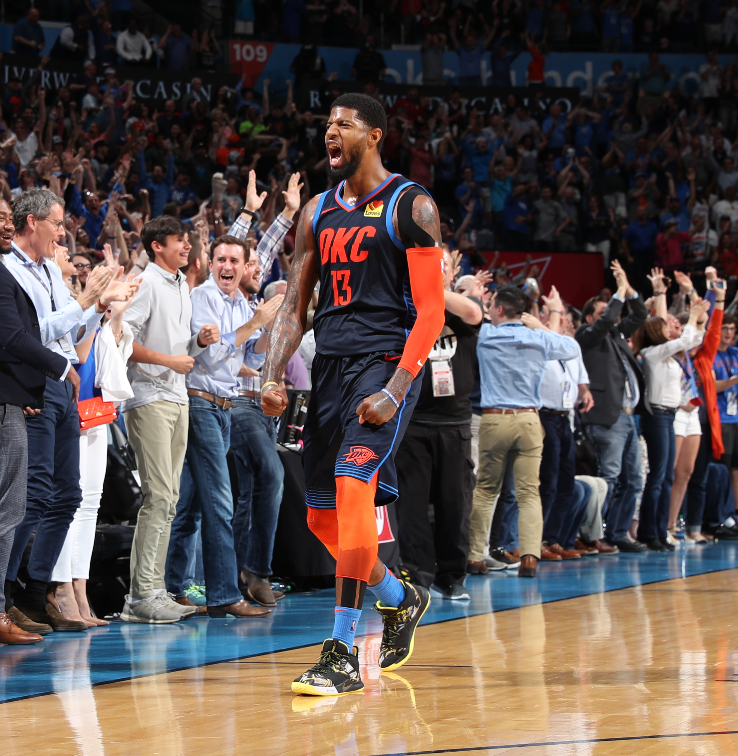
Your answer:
[5,188,135,628]
[166,234,279,618]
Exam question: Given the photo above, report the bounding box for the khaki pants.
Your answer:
[469,412,544,560]
[125,401,189,598]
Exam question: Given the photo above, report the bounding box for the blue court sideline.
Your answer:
[1,542,737,704]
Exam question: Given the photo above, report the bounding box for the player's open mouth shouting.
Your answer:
[327,139,343,168]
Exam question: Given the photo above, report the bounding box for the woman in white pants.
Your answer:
[49,290,136,627]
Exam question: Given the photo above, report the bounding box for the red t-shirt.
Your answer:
[656,231,690,269]
[528,48,545,83]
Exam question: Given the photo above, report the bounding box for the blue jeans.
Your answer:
[230,397,284,577]
[704,462,736,525]
[638,409,676,542]
[166,397,241,607]
[559,479,592,549]
[7,378,81,583]
[585,412,642,543]
[165,462,204,595]
[497,459,519,553]
[539,412,576,545]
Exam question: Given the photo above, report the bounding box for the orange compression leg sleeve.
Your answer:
[335,475,379,583]
[306,506,338,560]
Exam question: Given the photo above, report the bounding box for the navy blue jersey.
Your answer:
[311,173,427,357]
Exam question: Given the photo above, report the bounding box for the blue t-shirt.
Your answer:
[491,177,512,212]
[625,149,652,176]
[526,6,544,35]
[607,73,629,107]
[661,209,691,232]
[461,140,493,184]
[714,347,738,424]
[13,18,45,52]
[623,220,659,256]
[77,337,99,402]
[542,116,567,149]
[504,194,530,235]
[574,121,594,155]
[620,14,634,48]
[166,35,192,71]
[169,185,198,208]
[456,43,484,79]
[455,182,483,219]
[602,7,620,37]
[570,1,596,34]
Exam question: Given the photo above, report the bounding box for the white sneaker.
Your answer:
[156,589,197,619]
[121,594,183,624]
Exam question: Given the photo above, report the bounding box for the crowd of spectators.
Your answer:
[2,8,738,636]
[257,0,735,52]
[11,6,222,72]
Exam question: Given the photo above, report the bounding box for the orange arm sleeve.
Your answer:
[398,246,446,378]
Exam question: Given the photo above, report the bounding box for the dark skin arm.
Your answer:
[260,189,442,425]
[260,195,320,416]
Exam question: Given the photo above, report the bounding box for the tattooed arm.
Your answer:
[260,196,320,417]
[356,191,444,426]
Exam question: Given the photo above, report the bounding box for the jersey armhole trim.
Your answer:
[312,191,329,236]
[385,181,431,251]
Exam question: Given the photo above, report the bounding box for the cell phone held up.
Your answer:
[709,280,727,290]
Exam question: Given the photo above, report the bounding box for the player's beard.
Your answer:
[326,142,363,181]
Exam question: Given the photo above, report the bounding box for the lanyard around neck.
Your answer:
[11,246,57,312]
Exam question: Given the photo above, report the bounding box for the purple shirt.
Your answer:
[285,352,310,389]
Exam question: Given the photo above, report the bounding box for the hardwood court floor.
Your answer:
[3,559,738,755]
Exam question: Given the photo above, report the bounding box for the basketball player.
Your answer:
[260,93,446,696]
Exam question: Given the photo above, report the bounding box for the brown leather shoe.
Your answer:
[547,543,582,560]
[0,612,43,644]
[44,603,88,632]
[241,571,278,607]
[591,539,619,555]
[467,560,489,575]
[175,596,207,616]
[8,605,52,635]
[540,545,563,561]
[518,555,538,578]
[207,599,272,618]
[574,538,599,555]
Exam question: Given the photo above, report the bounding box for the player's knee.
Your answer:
[307,506,338,543]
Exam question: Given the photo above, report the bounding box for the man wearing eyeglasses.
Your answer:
[4,188,137,631]
[71,253,92,290]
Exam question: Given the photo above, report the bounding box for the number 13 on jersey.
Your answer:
[331,269,352,306]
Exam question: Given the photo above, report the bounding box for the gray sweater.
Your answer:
[122,262,204,412]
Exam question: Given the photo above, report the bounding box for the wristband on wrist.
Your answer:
[654,291,666,296]
[261,381,279,392]
[686,288,695,297]
[717,299,726,303]
[549,309,564,315]
[242,209,255,217]
[381,388,400,409]
[97,299,106,311]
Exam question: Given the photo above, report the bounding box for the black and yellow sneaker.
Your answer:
[292,639,365,696]
[373,582,430,672]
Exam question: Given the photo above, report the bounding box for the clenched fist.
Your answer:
[198,324,220,346]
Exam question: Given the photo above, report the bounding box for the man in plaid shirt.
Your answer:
[229,171,304,606]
